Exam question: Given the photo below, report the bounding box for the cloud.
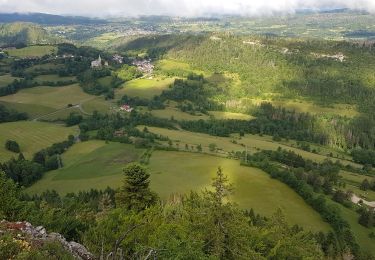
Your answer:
[0,0,374,17]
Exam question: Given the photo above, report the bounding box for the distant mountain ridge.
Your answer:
[0,12,107,25]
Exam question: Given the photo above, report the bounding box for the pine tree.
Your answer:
[116,163,158,212]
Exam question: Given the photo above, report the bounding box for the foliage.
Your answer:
[66,112,83,126]
[116,163,158,212]
[83,168,324,259]
[116,64,142,81]
[5,139,20,153]
[0,104,28,122]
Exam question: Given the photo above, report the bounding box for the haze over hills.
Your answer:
[0,12,107,25]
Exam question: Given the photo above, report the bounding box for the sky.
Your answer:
[0,0,374,17]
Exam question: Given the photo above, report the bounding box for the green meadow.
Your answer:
[339,171,375,201]
[142,126,359,167]
[33,74,76,84]
[81,97,113,114]
[116,77,175,99]
[7,45,57,58]
[0,74,19,87]
[149,108,253,121]
[25,63,64,73]
[156,59,208,76]
[329,196,375,255]
[0,84,94,119]
[0,121,78,161]
[150,107,209,121]
[28,141,330,232]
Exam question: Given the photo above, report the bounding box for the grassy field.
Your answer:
[339,171,375,201]
[81,97,113,114]
[0,84,94,119]
[97,76,113,88]
[33,74,76,84]
[25,63,64,73]
[245,98,359,118]
[148,151,330,231]
[38,107,84,121]
[150,107,209,121]
[209,111,254,120]
[0,121,78,161]
[7,46,57,58]
[156,59,208,76]
[28,141,330,232]
[27,141,145,193]
[328,196,375,255]
[0,74,19,87]
[116,77,175,99]
[0,101,56,118]
[142,126,359,167]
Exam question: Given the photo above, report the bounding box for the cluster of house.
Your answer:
[132,59,154,74]
[311,52,346,62]
[91,54,124,68]
[119,104,133,112]
[113,54,123,64]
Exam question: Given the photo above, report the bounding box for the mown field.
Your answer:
[81,97,113,114]
[339,171,375,201]
[329,196,375,255]
[7,45,57,58]
[0,84,95,119]
[149,107,209,121]
[28,140,330,232]
[156,59,208,76]
[25,63,64,73]
[246,98,359,118]
[148,108,254,121]
[0,121,78,161]
[141,126,359,167]
[0,74,19,87]
[33,74,76,84]
[116,77,175,99]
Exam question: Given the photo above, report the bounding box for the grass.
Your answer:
[150,107,209,121]
[81,97,113,114]
[0,74,19,87]
[142,126,360,167]
[0,101,56,118]
[38,107,84,122]
[156,59,208,76]
[148,151,330,232]
[146,107,253,122]
[238,134,359,167]
[328,197,375,255]
[116,77,175,99]
[28,141,330,232]
[27,141,145,193]
[7,46,57,58]
[0,84,95,119]
[339,171,375,201]
[0,121,78,162]
[33,74,76,84]
[97,76,113,88]
[209,111,254,120]
[246,98,359,118]
[25,63,64,73]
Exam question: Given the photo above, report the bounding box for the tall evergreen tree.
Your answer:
[116,163,157,212]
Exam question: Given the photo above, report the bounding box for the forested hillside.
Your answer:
[0,23,58,46]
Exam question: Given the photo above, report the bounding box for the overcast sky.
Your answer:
[0,0,374,17]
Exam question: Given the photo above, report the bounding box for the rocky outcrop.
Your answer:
[0,220,94,259]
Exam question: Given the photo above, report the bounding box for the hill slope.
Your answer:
[0,22,58,46]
